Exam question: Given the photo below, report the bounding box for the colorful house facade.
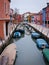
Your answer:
[0,0,11,40]
[30,12,42,25]
[42,3,49,27]
[46,3,49,27]
[13,14,22,24]
[31,3,49,27]
[38,11,42,25]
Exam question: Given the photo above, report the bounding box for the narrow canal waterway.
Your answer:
[13,34,47,65]
[12,23,48,65]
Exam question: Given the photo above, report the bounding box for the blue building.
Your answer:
[42,8,46,26]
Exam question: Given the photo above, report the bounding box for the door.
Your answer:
[6,22,9,36]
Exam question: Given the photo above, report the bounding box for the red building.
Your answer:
[0,0,11,40]
[38,11,43,25]
[13,14,23,24]
[31,13,42,24]
[46,3,49,21]
[46,3,49,27]
[17,14,22,23]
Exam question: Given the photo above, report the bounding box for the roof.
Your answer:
[42,3,49,10]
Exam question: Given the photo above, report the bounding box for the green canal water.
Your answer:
[13,24,48,65]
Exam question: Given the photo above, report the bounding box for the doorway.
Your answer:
[6,22,9,36]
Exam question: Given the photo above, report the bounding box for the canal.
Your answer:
[12,24,48,65]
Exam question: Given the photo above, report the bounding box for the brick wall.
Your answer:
[46,7,49,21]
[4,0,10,18]
[0,0,10,19]
[0,0,10,39]
[0,0,4,18]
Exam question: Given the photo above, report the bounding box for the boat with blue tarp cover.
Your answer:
[13,32,21,38]
[31,32,40,38]
[36,39,49,48]
[15,29,25,34]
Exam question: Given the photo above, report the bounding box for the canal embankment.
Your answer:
[0,24,20,65]
[0,23,20,54]
[27,23,49,43]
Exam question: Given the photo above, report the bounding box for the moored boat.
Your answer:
[31,32,40,38]
[15,29,25,34]
[13,32,21,38]
[43,48,49,62]
[36,39,49,48]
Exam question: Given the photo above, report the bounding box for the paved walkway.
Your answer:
[0,43,16,65]
[27,23,49,38]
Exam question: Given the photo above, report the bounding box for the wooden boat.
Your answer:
[0,43,16,65]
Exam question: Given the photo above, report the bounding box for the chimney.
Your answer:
[47,3,49,6]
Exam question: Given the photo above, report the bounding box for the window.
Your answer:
[45,21,47,24]
[8,0,11,2]
[48,21,49,24]
[6,22,8,36]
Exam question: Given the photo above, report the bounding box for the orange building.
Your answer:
[0,0,11,40]
[27,15,31,23]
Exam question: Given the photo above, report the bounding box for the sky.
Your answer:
[10,0,49,14]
